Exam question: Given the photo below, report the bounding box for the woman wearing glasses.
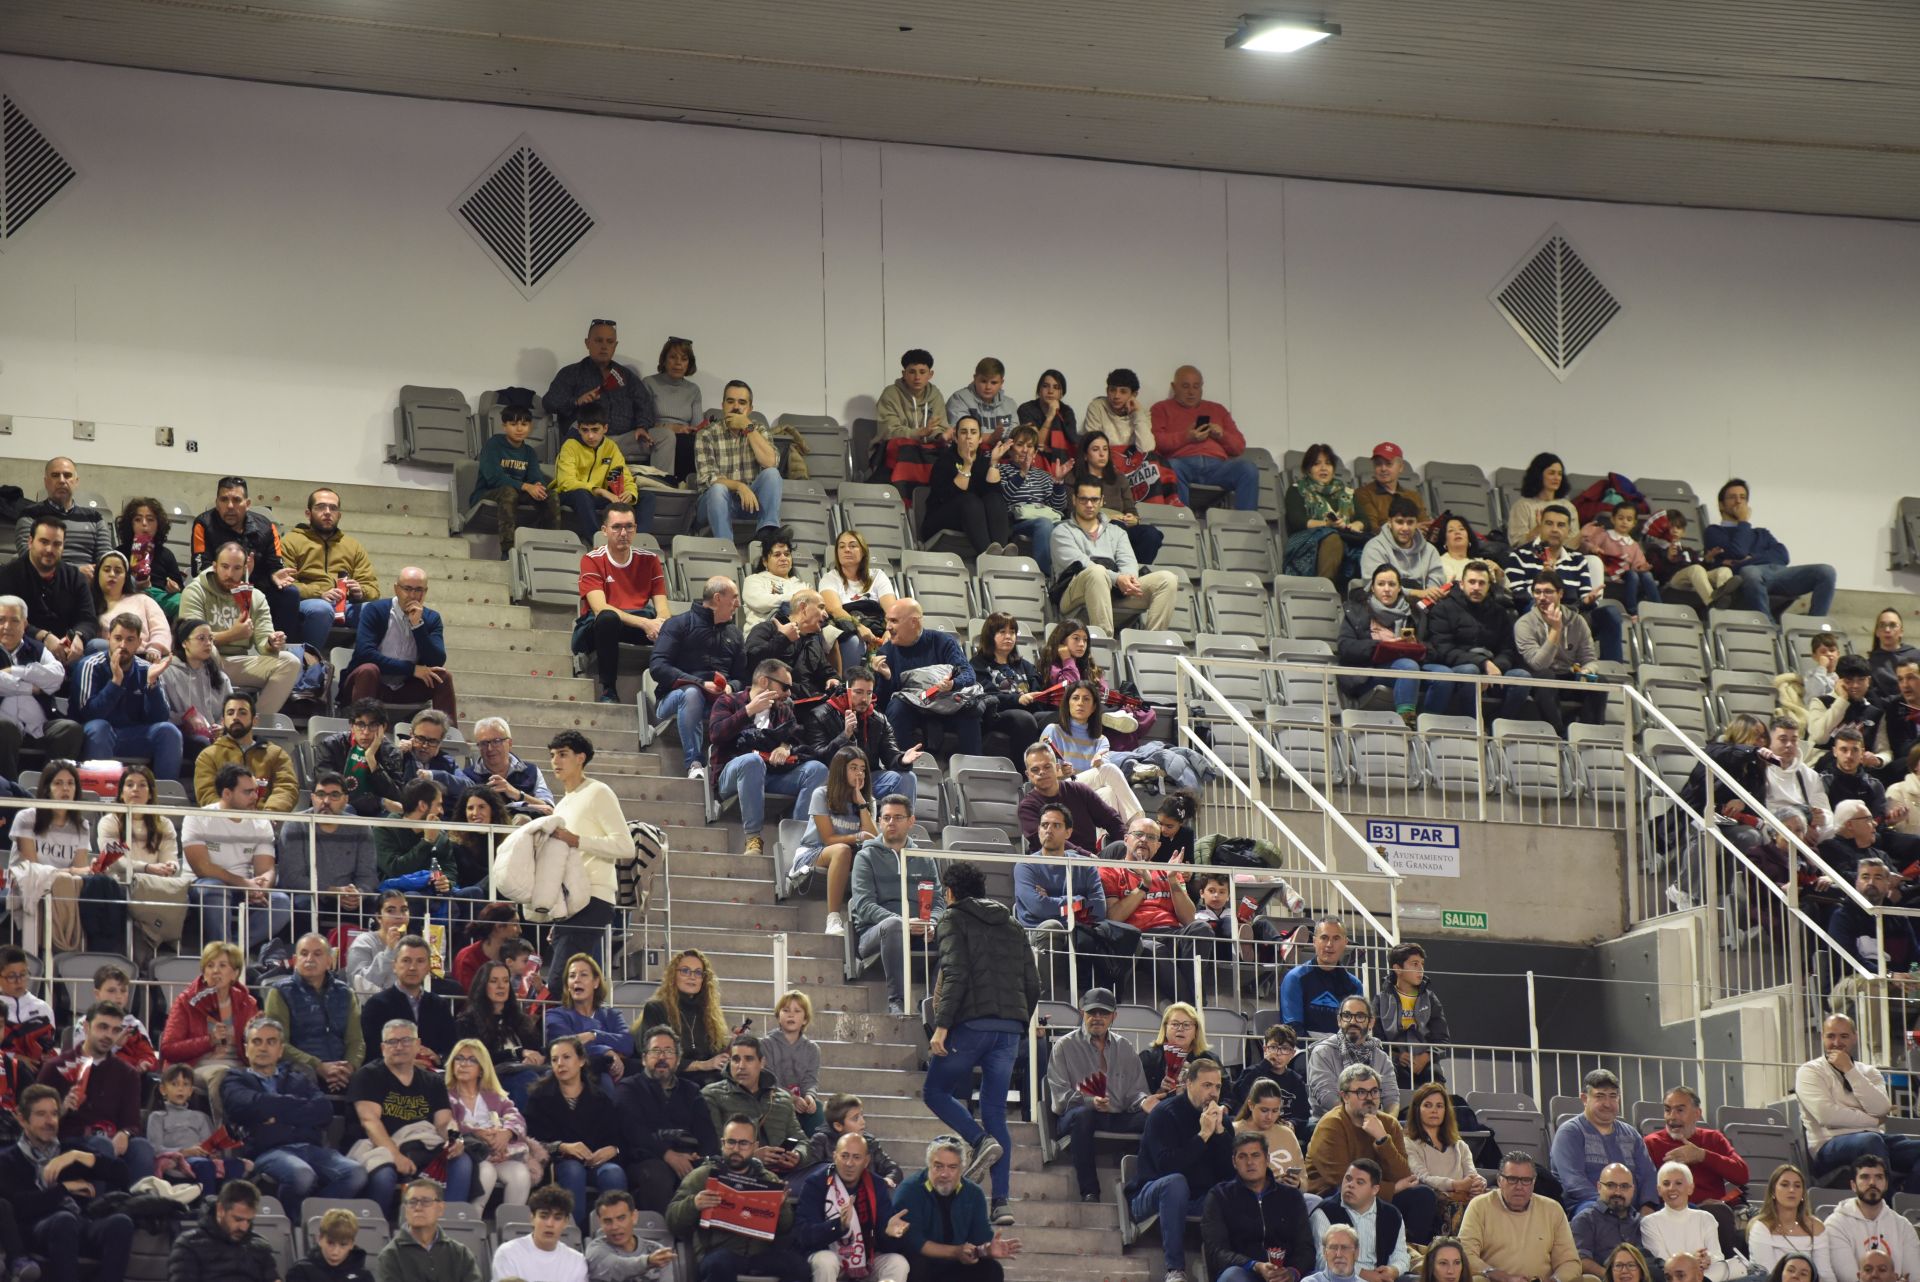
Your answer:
[638,948,731,1088]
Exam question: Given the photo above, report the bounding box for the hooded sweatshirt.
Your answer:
[1822,1196,1920,1282]
[1360,526,1447,591]
[281,522,380,600]
[178,567,277,658]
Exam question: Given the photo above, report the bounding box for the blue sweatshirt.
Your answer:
[74,651,171,729]
[1013,851,1107,929]
[877,629,974,703]
[1278,962,1364,1038]
[1704,520,1789,568]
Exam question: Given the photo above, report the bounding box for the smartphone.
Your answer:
[1195,415,1211,428]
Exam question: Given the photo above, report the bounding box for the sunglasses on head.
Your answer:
[591,318,617,328]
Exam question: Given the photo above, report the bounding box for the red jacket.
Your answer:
[159,977,259,1067]
[1150,398,1247,461]
[1644,1125,1749,1204]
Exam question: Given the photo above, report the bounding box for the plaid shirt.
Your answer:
[541,355,655,435]
[695,419,773,491]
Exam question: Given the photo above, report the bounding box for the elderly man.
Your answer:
[890,1135,1021,1282]
[1128,1056,1238,1282]
[1017,740,1125,852]
[575,501,671,703]
[544,317,658,454]
[378,1174,483,1282]
[190,475,302,635]
[1797,1013,1920,1191]
[0,592,84,776]
[13,456,112,568]
[177,541,302,717]
[343,564,456,717]
[220,1015,367,1215]
[1831,857,1920,971]
[1280,917,1365,1040]
[1305,1224,1365,1282]
[454,715,556,817]
[794,1133,911,1282]
[696,380,783,543]
[1570,1163,1651,1281]
[1551,1070,1659,1217]
[0,515,99,666]
[1459,1152,1581,1282]
[73,610,183,780]
[871,598,983,755]
[183,763,293,956]
[650,575,747,780]
[1100,816,1200,1000]
[1149,366,1260,511]
[1305,1064,1436,1245]
[745,587,835,699]
[1305,997,1400,1120]
[262,934,364,1094]
[1046,986,1152,1202]
[349,1018,472,1212]
[280,486,380,653]
[1354,443,1427,535]
[1052,478,1179,632]
[711,658,830,858]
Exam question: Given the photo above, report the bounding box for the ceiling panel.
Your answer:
[5,0,1919,219]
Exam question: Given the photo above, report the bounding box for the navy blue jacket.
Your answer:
[220,1062,336,1155]
[876,629,974,703]
[1704,521,1790,568]
[648,603,745,690]
[793,1164,896,1255]
[74,651,172,728]
[360,983,460,1060]
[350,598,447,677]
[1127,1086,1235,1197]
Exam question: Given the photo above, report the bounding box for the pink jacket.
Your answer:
[1580,523,1651,579]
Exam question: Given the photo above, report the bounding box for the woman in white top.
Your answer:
[542,729,634,993]
[1747,1163,1831,1280]
[741,529,810,629]
[1435,514,1480,586]
[10,760,92,869]
[1403,1082,1486,1234]
[1506,452,1571,546]
[798,746,874,941]
[95,549,172,658]
[1643,1161,1741,1281]
[1232,1079,1305,1188]
[818,528,898,672]
[94,763,181,877]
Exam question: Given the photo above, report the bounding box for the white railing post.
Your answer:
[1526,969,1543,1108]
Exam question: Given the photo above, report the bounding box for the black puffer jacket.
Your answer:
[932,897,1040,1031]
[167,1207,280,1282]
[287,1242,374,1282]
[1424,589,1519,671]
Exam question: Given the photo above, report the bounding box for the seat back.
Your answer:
[392,385,474,467]
[1122,629,1190,707]
[1491,718,1572,799]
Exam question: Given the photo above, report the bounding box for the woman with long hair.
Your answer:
[1403,1083,1486,1233]
[543,953,635,1083]
[973,613,1044,759]
[457,959,545,1109]
[445,785,507,896]
[159,617,232,763]
[1763,1255,1818,1282]
[742,528,809,629]
[1017,368,1078,464]
[919,415,1014,558]
[1232,1078,1305,1188]
[1433,513,1482,585]
[1868,607,1920,700]
[1336,565,1426,723]
[1507,452,1570,546]
[794,746,874,939]
[1748,1164,1829,1278]
[1072,429,1164,564]
[116,496,185,603]
[1037,680,1145,825]
[638,948,731,1087]
[1603,1244,1657,1282]
[1420,1237,1470,1282]
[1041,618,1155,742]
[10,759,91,869]
[445,1035,542,1213]
[1283,444,1362,584]
[1141,1003,1217,1106]
[94,762,182,878]
[525,1035,628,1231]
[819,529,898,671]
[94,549,172,657]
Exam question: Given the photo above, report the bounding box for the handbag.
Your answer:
[1371,638,1427,664]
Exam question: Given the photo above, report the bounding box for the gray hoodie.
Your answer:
[946,385,1018,436]
[1824,1196,1920,1282]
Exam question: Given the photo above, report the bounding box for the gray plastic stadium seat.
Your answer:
[1203,508,1278,576]
[476,388,556,462]
[899,550,975,623]
[1340,709,1419,791]
[974,553,1051,634]
[1491,718,1573,799]
[1780,618,1851,670]
[778,478,837,555]
[1639,664,1711,739]
[775,414,850,493]
[947,754,1023,831]
[1707,608,1781,675]
[1273,576,1343,646]
[1245,447,1285,528]
[1270,638,1336,709]
[1270,706,1344,786]
[1136,504,1203,576]
[1416,713,1487,795]
[512,530,587,607]
[391,385,473,467]
[1710,669,1778,730]
[1895,497,1920,571]
[668,535,746,600]
[1199,569,1274,641]
[835,481,914,565]
[1634,602,1707,670]
[1569,723,1629,805]
[1122,630,1190,709]
[448,462,496,535]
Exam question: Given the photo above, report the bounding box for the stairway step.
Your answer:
[351,531,477,559]
[660,898,809,931]
[475,696,638,734]
[442,646,581,676]
[410,598,534,629]
[452,670,596,701]
[666,849,773,877]
[443,631,575,661]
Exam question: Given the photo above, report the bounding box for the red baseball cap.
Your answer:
[1370,442,1403,462]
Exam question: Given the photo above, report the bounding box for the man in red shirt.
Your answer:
[572,502,672,702]
[1148,365,1261,511]
[1098,816,1198,1003]
[1643,1084,1750,1258]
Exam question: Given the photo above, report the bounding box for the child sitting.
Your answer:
[501,937,550,1018]
[763,990,823,1135]
[553,402,637,545]
[472,398,560,558]
[149,1062,250,1196]
[1643,509,1733,613]
[69,964,159,1072]
[1805,631,1841,701]
[1580,501,1662,621]
[1040,619,1155,744]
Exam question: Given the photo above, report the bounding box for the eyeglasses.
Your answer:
[452,1055,480,1065]
[721,1138,757,1149]
[476,738,508,749]
[676,966,707,978]
[312,789,347,800]
[352,721,384,731]
[404,1197,442,1208]
[1338,1011,1371,1023]
[1344,1087,1383,1100]
[410,736,443,749]
[1499,1174,1536,1185]
[591,319,618,329]
[383,1036,419,1046]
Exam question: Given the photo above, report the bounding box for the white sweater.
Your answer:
[1824,1198,1920,1282]
[1641,1205,1737,1281]
[1796,1055,1893,1157]
[553,777,630,905]
[1747,1219,1832,1281]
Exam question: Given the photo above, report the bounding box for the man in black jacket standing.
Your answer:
[620,1024,721,1214]
[921,860,1041,1228]
[1423,560,1525,720]
[1203,1131,1315,1282]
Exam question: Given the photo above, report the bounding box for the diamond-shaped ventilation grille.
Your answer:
[1,92,77,245]
[1491,227,1621,380]
[452,136,595,298]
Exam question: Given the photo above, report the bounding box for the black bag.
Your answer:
[77,874,129,953]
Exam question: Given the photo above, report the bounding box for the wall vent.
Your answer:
[1490,226,1621,380]
[451,135,595,298]
[0,90,77,246]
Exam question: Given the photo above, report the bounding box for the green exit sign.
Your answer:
[1441,909,1489,932]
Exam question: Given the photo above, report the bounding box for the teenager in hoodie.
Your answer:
[287,1207,375,1282]
[1824,1154,1920,1282]
[1370,942,1452,1089]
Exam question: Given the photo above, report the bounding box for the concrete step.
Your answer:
[413,598,534,629]
[1013,1259,1154,1282]
[443,629,575,659]
[334,511,460,536]
[476,695,638,735]
[663,922,842,963]
[444,669,596,702]
[666,849,775,879]
[352,531,475,559]
[669,873,781,907]
[991,1224,1122,1254]
[403,556,513,586]
[442,647,583,678]
[660,897,809,932]
[0,462,448,521]
[714,976,880,1011]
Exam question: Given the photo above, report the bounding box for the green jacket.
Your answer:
[371,1229,480,1282]
[700,1068,805,1150]
[666,1158,795,1261]
[933,896,1040,1032]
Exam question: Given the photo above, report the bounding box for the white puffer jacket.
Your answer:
[492,812,593,922]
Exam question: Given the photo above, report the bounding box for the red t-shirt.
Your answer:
[578,546,667,618]
[1097,864,1181,933]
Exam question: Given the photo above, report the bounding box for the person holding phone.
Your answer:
[1148,365,1261,510]
[700,1034,808,1174]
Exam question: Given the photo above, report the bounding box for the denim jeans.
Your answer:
[858,916,912,1009]
[1009,516,1058,578]
[885,696,982,758]
[1168,455,1260,510]
[191,879,293,955]
[83,719,183,780]
[872,769,917,810]
[368,1150,472,1213]
[1355,657,1421,712]
[84,1133,156,1184]
[920,1024,1018,1200]
[553,1156,628,1231]
[717,754,828,836]
[1130,1171,1195,1271]
[253,1142,368,1216]
[1811,1131,1920,1192]
[1616,570,1662,614]
[1736,561,1838,619]
[700,468,784,542]
[1421,663,1484,716]
[1057,1104,1146,1197]
[657,685,710,770]
[296,597,361,652]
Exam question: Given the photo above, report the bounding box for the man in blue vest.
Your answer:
[261,933,364,1095]
[1310,1159,1409,1282]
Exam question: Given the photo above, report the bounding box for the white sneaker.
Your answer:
[824,911,846,937]
[1665,882,1694,911]
[1103,709,1140,734]
[687,762,707,781]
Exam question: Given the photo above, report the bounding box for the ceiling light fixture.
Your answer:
[1226,15,1341,53]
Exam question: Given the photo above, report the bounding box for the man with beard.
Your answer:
[889,1136,1022,1282]
[621,1026,721,1213]
[1304,1065,1437,1246]
[1798,1014,1920,1192]
[668,1115,805,1282]
[190,475,302,635]
[167,1178,278,1282]
[1830,859,1920,973]
[803,666,921,809]
[1304,997,1400,1119]
[35,1003,156,1182]
[1824,1155,1920,1282]
[0,516,98,666]
[1046,987,1152,1203]
[1569,1163,1654,1280]
[1423,561,1526,719]
[177,544,302,720]
[793,1134,910,1282]
[281,487,380,652]
[743,588,835,700]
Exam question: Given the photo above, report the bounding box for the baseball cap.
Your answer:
[1370,442,1403,462]
[1079,987,1118,1013]
[1834,800,1873,826]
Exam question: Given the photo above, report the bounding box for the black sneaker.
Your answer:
[1080,1191,1100,1203]
[991,1199,1015,1226]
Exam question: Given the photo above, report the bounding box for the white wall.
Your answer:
[3,55,1918,587]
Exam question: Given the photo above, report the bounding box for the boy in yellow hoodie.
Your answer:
[554,402,636,543]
